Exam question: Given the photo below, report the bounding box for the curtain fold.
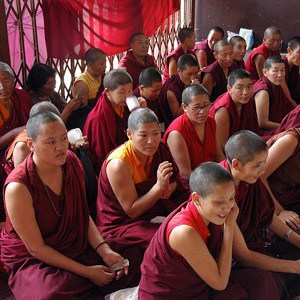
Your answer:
[41,0,180,58]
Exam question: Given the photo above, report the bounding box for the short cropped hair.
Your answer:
[104,69,133,90]
[182,84,209,105]
[225,130,267,165]
[178,54,199,71]
[208,27,225,38]
[128,108,159,133]
[214,40,232,52]
[288,36,300,51]
[264,26,281,38]
[130,32,146,44]
[27,63,56,93]
[189,162,233,198]
[263,56,285,70]
[27,111,64,142]
[0,62,14,78]
[229,35,246,46]
[29,101,60,118]
[139,67,162,87]
[84,48,106,64]
[178,28,194,43]
[227,69,251,87]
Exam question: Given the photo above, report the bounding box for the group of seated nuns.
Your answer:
[0,23,300,300]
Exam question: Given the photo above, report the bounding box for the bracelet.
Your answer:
[283,229,293,240]
[95,241,107,252]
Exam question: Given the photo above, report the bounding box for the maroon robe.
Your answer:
[158,74,186,127]
[209,92,263,137]
[0,88,31,222]
[273,105,300,135]
[83,92,130,175]
[232,59,246,70]
[194,39,216,66]
[118,51,156,89]
[245,43,280,82]
[96,142,190,252]
[252,76,293,129]
[139,199,279,300]
[202,61,235,102]
[283,56,300,104]
[162,44,196,83]
[267,128,300,214]
[0,151,140,299]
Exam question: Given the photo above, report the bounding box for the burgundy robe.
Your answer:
[139,200,279,300]
[158,74,186,127]
[209,92,263,137]
[194,39,216,66]
[267,128,300,214]
[0,88,31,222]
[273,105,300,135]
[162,44,196,82]
[253,76,293,128]
[283,56,300,104]
[245,43,280,82]
[163,113,217,170]
[0,151,140,299]
[96,142,190,252]
[83,92,130,175]
[232,59,246,70]
[202,61,235,102]
[118,51,156,89]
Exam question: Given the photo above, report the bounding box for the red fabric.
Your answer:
[252,76,293,125]
[209,92,263,137]
[267,128,300,214]
[163,113,217,171]
[232,59,246,70]
[96,142,189,251]
[245,44,280,82]
[220,160,275,252]
[158,74,186,126]
[41,0,180,58]
[162,44,196,82]
[283,56,300,104]
[194,39,216,66]
[83,92,130,175]
[273,105,300,135]
[202,61,235,102]
[118,51,156,89]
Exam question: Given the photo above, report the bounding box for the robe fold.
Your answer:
[273,105,300,135]
[83,92,130,175]
[96,142,189,251]
[158,74,186,127]
[118,51,156,89]
[232,59,246,70]
[162,44,195,82]
[0,151,141,299]
[0,88,31,222]
[253,76,293,128]
[194,39,216,66]
[209,92,263,137]
[163,113,217,170]
[267,128,300,214]
[283,56,300,104]
[245,43,280,82]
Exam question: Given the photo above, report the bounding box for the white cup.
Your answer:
[126,96,140,112]
[67,128,84,146]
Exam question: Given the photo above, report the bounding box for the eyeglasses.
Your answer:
[187,103,211,112]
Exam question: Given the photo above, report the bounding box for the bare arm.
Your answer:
[253,55,265,79]
[12,142,31,168]
[169,202,238,290]
[106,159,173,219]
[60,98,82,123]
[233,223,300,274]
[214,107,230,152]
[73,81,89,106]
[254,90,280,129]
[195,49,208,69]
[0,126,25,150]
[166,130,192,180]
[168,58,178,78]
[202,73,215,97]
[167,91,184,118]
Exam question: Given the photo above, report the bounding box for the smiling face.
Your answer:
[195,181,235,226]
[106,82,133,107]
[40,75,56,95]
[130,34,150,58]
[227,78,253,105]
[207,30,223,51]
[0,71,14,102]
[28,120,69,167]
[127,122,161,161]
[263,62,285,85]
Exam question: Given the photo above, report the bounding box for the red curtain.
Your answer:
[41,0,180,58]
